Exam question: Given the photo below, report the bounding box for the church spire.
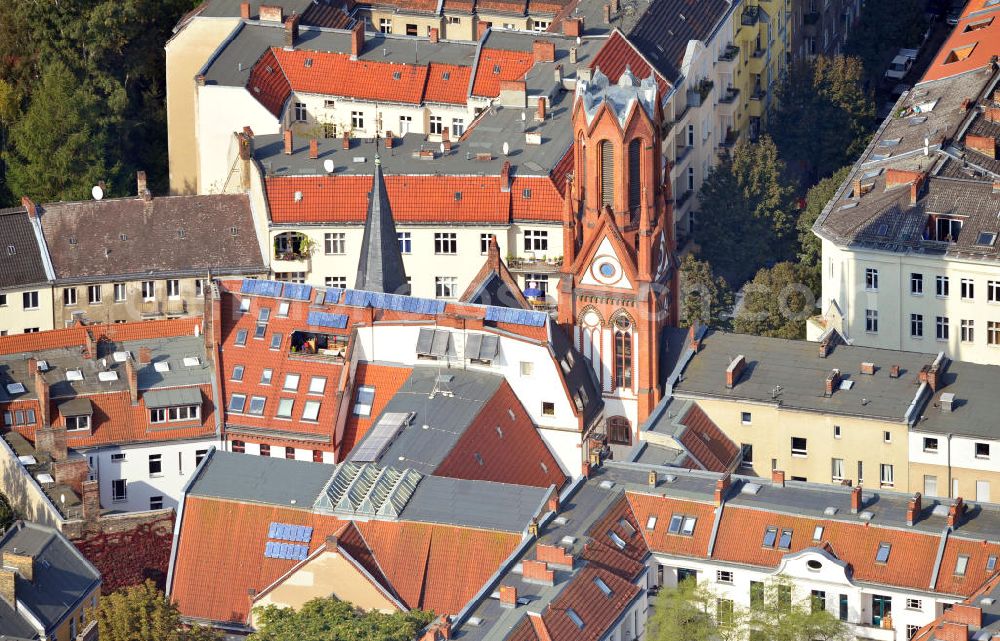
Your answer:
[354,154,410,295]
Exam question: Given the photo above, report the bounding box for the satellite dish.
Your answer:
[502,141,510,156]
[323,159,335,173]
[294,191,303,202]
[91,185,104,201]
[439,142,445,154]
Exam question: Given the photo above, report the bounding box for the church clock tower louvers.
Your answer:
[557,68,678,447]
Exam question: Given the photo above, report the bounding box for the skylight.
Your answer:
[763,526,778,547]
[5,383,25,394]
[608,530,626,549]
[988,555,997,572]
[113,351,130,362]
[98,371,119,382]
[812,526,824,541]
[594,576,613,597]
[66,370,83,381]
[955,554,969,576]
[154,362,170,373]
[976,231,997,247]
[183,357,200,367]
[668,514,683,534]
[681,516,696,536]
[777,529,793,550]
[875,542,891,564]
[646,516,657,530]
[566,609,585,629]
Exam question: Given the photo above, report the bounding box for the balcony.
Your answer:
[751,86,767,101]
[718,44,740,62]
[508,256,563,273]
[165,298,187,316]
[718,86,740,104]
[851,622,895,641]
[675,189,694,209]
[741,5,759,26]
[686,78,714,109]
[140,300,163,318]
[289,330,348,363]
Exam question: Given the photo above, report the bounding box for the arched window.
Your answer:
[599,140,614,207]
[607,416,631,445]
[578,134,587,201]
[614,315,633,390]
[628,138,642,214]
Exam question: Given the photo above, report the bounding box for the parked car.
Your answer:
[899,48,920,62]
[885,55,914,81]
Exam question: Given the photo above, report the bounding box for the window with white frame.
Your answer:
[429,116,443,135]
[309,377,327,394]
[936,275,949,297]
[260,369,273,385]
[937,316,949,340]
[865,268,878,291]
[111,283,125,302]
[325,232,346,255]
[325,276,347,289]
[911,313,923,338]
[480,233,496,255]
[111,479,127,502]
[865,309,878,332]
[452,118,465,136]
[989,280,1000,302]
[294,102,307,122]
[435,276,457,298]
[229,394,247,413]
[524,273,549,294]
[142,281,155,301]
[911,272,923,295]
[195,279,204,298]
[398,232,412,254]
[880,463,894,487]
[524,229,549,252]
[351,111,364,131]
[166,279,180,299]
[434,232,457,254]
[149,454,162,477]
[283,373,300,391]
[66,415,91,431]
[302,400,321,421]
[353,386,375,416]
[961,278,975,300]
[532,19,550,31]
[276,398,294,419]
[399,115,412,135]
[716,570,733,584]
[88,285,102,304]
[831,458,844,481]
[379,18,392,33]
[791,436,807,456]
[248,396,266,416]
[989,321,1000,345]
[961,319,975,343]
[22,291,38,310]
[63,288,77,306]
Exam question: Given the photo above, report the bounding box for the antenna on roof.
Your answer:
[92,185,104,201]
[771,385,782,399]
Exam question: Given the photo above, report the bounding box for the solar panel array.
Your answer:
[342,289,446,314]
[240,279,283,298]
[465,333,499,361]
[281,283,313,301]
[321,288,345,304]
[484,306,547,327]
[263,541,309,561]
[351,412,410,463]
[306,311,349,329]
[268,522,313,542]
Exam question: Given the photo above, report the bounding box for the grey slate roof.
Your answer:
[0,208,48,290]
[188,450,333,506]
[917,358,1000,439]
[624,0,731,83]
[37,194,266,282]
[673,330,932,422]
[400,474,548,532]
[355,157,411,295]
[0,521,100,636]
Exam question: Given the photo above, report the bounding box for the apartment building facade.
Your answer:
[789,0,860,61]
[0,205,56,336]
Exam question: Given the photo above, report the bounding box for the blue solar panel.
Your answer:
[485,306,547,327]
[240,280,256,293]
[263,541,309,560]
[282,283,313,301]
[241,279,283,298]
[324,288,344,304]
[307,311,349,329]
[268,522,313,542]
[341,289,446,315]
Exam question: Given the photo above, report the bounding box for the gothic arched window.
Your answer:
[628,138,642,214]
[613,315,632,389]
[599,140,614,207]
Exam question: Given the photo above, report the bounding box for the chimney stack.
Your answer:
[284,129,294,155]
[521,559,554,585]
[240,1,251,19]
[648,469,657,487]
[536,543,573,569]
[536,96,546,121]
[342,132,351,150]
[477,20,490,40]
[284,14,300,49]
[442,128,452,152]
[906,492,922,526]
[125,357,138,405]
[825,369,841,396]
[20,197,38,219]
[350,21,365,59]
[259,4,283,22]
[563,17,583,37]
[499,585,517,608]
[35,426,68,461]
[850,486,863,514]
[725,355,746,389]
[385,131,394,148]
[82,479,100,520]
[547,491,559,513]
[532,40,555,63]
[772,469,785,487]
[428,27,439,43]
[948,497,965,528]
[136,170,147,196]
[581,460,591,478]
[715,474,731,505]
[34,368,49,428]
[139,347,151,364]
[3,551,34,583]
[603,3,611,23]
[861,362,876,375]
[966,134,996,159]
[889,364,900,378]
[818,339,831,358]
[309,139,319,159]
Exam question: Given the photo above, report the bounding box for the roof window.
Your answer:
[987,555,997,572]
[762,526,778,548]
[5,383,25,395]
[976,231,997,247]
[944,43,977,64]
[875,542,891,564]
[304,58,313,67]
[66,370,83,381]
[608,530,626,549]
[594,576,613,597]
[442,71,450,80]
[493,64,501,74]
[566,609,584,629]
[812,526,824,541]
[955,554,969,576]
[392,71,402,80]
[777,529,793,550]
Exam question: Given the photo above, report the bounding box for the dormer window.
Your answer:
[925,215,964,243]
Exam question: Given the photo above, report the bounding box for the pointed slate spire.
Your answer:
[354,154,410,295]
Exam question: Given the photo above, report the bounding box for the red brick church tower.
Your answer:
[557,68,678,448]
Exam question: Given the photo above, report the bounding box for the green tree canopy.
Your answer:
[249,598,435,641]
[679,254,734,330]
[734,262,817,340]
[796,166,852,293]
[845,0,929,88]
[93,580,218,641]
[649,578,742,641]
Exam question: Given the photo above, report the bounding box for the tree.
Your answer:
[734,262,816,340]
[679,254,734,330]
[744,580,851,641]
[249,597,435,641]
[648,578,742,641]
[796,166,851,294]
[845,0,928,89]
[0,494,14,532]
[695,137,795,286]
[93,580,218,641]
[3,61,120,202]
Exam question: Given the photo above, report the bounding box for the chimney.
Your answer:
[946,603,983,627]
[83,330,95,360]
[342,132,351,150]
[825,369,841,396]
[521,559,554,585]
[948,497,964,528]
[818,339,831,358]
[284,129,294,155]
[528,517,539,538]
[500,160,511,192]
[725,355,746,389]
[603,3,611,23]
[139,347,151,364]
[0,567,13,605]
[284,14,300,49]
[850,486,863,514]
[563,17,582,37]
[499,584,517,608]
[885,168,924,191]
[581,460,590,478]
[714,474,731,505]
[385,131,395,148]
[35,426,68,461]
[966,134,996,159]
[861,362,876,375]
[442,128,452,153]
[259,4,283,22]
[125,357,138,405]
[82,479,100,520]
[477,20,490,40]
[309,139,318,159]
[940,392,955,412]
[536,96,546,121]
[532,40,555,63]
[34,368,49,428]
[648,469,657,487]
[927,363,940,392]
[569,47,578,64]
[240,1,250,19]
[536,543,573,569]
[687,325,701,352]
[852,178,862,198]
[351,21,365,59]
[21,196,38,219]
[326,533,340,550]
[772,469,785,487]
[889,365,900,378]
[429,27,439,43]
[547,492,559,513]
[3,551,33,583]
[906,493,922,526]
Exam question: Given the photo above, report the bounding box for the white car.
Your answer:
[884,55,913,81]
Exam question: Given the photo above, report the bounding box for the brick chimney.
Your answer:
[889,364,900,378]
[429,27,439,43]
[861,362,876,375]
[35,426,68,461]
[3,551,34,582]
[825,369,841,396]
[139,347,151,364]
[240,1,250,19]
[581,460,590,478]
[0,567,14,605]
[910,174,925,206]
[850,486,863,514]
[342,132,351,150]
[946,603,983,627]
[818,338,831,358]
[948,497,964,528]
[772,469,785,487]
[500,160,511,192]
[442,128,452,152]
[477,20,490,40]
[966,134,996,158]
[309,139,319,159]
[351,21,365,59]
[603,3,611,23]
[648,469,657,487]
[284,14,300,49]
[34,368,49,428]
[537,543,573,569]
[83,330,96,360]
[21,196,38,219]
[522,559,554,585]
[547,492,559,513]
[532,40,555,63]
[259,4,283,22]
[715,474,731,505]
[82,479,100,520]
[906,492,921,526]
[563,17,583,37]
[499,584,517,608]
[125,357,138,405]
[536,96,546,121]
[284,129,294,155]
[885,168,924,191]
[385,131,394,148]
[725,355,746,389]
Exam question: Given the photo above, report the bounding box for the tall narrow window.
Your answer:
[628,138,642,214]
[599,140,614,208]
[613,316,632,389]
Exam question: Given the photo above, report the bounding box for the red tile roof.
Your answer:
[511,176,563,221]
[625,493,716,559]
[472,49,536,97]
[265,174,512,224]
[247,49,292,117]
[476,0,527,14]
[675,404,740,473]
[550,144,574,194]
[170,495,521,624]
[589,30,671,95]
[433,379,567,488]
[424,63,472,105]
[541,566,640,641]
[339,363,412,456]
[273,49,432,105]
[0,318,202,357]
[934,536,1000,595]
[923,5,1000,82]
